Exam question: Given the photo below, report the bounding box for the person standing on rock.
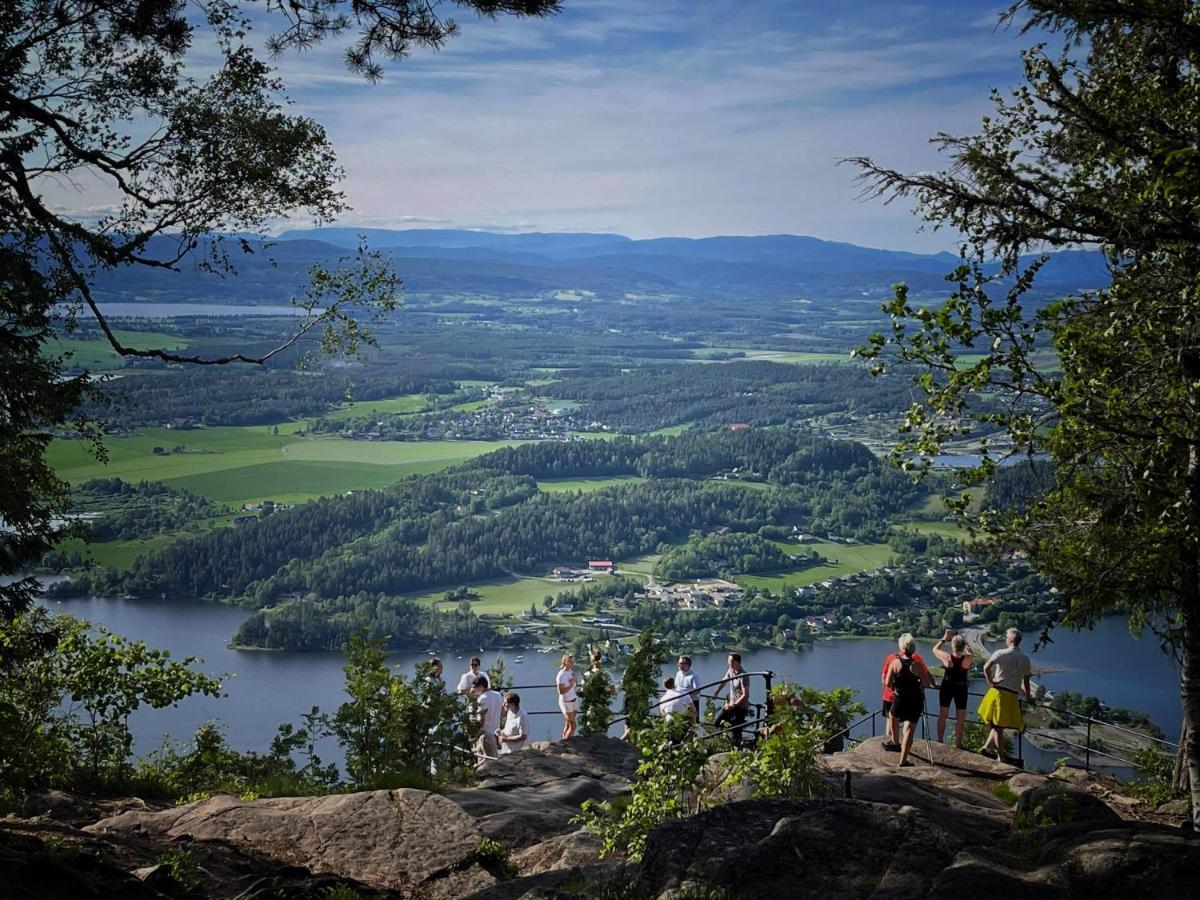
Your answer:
[932,630,973,748]
[471,675,504,762]
[713,652,750,747]
[978,627,1032,761]
[497,691,530,755]
[674,655,701,720]
[885,633,935,767]
[880,644,926,752]
[457,656,483,694]
[556,653,578,740]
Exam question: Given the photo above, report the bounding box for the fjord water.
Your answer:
[39,594,1180,771]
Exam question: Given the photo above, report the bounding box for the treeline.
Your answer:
[985,460,1056,513]
[241,480,816,607]
[70,479,222,543]
[76,471,536,600]
[461,428,879,484]
[541,361,917,432]
[85,366,464,429]
[654,532,813,581]
[68,431,930,651]
[232,594,499,652]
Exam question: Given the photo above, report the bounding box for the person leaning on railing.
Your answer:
[713,653,751,747]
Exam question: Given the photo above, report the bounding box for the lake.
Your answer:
[34,594,1181,774]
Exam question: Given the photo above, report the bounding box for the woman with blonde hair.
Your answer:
[556,652,578,740]
[932,629,973,748]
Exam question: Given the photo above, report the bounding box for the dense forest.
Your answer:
[540,361,918,432]
[57,430,932,648]
[87,366,466,429]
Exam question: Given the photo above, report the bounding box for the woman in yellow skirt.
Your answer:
[978,628,1032,760]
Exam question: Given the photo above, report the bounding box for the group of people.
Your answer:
[879,627,1032,767]
[438,625,1033,769]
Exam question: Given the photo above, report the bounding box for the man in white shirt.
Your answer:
[497,691,530,755]
[470,675,504,762]
[457,656,483,694]
[674,655,701,719]
[978,628,1033,759]
[657,676,696,720]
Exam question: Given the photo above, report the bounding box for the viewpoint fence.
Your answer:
[460,671,1174,774]
[829,686,1179,774]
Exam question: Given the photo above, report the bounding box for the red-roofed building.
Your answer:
[588,560,614,573]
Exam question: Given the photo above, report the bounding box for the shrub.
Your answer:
[576,715,712,860]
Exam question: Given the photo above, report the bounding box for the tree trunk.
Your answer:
[1182,444,1200,828]
[1174,721,1190,793]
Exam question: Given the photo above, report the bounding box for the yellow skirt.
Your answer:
[978,687,1023,730]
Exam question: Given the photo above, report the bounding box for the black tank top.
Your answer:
[942,654,968,686]
[894,656,921,697]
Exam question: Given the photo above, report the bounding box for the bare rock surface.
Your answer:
[86,788,492,898]
[443,733,640,872]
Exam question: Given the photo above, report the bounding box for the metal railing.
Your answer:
[829,685,1179,774]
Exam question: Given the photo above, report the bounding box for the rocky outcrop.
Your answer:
[443,733,640,874]
[7,735,1196,899]
[86,789,492,898]
[75,734,641,897]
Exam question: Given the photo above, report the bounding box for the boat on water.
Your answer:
[514,655,525,663]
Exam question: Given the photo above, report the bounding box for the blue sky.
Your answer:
[67,1,1044,252]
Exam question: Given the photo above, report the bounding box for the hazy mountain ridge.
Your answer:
[84,229,1110,305]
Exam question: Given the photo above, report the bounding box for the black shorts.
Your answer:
[890,693,923,724]
[881,699,893,719]
[939,682,969,711]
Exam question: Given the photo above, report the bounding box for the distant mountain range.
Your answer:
[87,228,1110,305]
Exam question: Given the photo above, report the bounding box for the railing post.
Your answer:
[1085,718,1093,772]
[764,671,774,717]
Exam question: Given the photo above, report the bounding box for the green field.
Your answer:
[53,533,184,572]
[319,394,430,420]
[536,476,644,493]
[48,428,522,505]
[48,330,191,370]
[736,540,896,591]
[412,575,565,616]
[697,348,855,364]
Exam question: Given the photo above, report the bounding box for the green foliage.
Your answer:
[487,656,514,692]
[1124,747,1188,810]
[1013,788,1079,833]
[620,627,672,736]
[579,665,616,736]
[577,715,712,861]
[655,532,805,581]
[134,717,339,801]
[321,887,361,900]
[991,782,1019,807]
[471,838,518,879]
[330,636,472,789]
[0,608,223,792]
[156,847,202,893]
[722,684,840,800]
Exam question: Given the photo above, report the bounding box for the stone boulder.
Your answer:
[86,789,493,899]
[443,734,640,874]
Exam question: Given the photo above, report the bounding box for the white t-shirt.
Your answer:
[499,708,529,754]
[556,667,578,701]
[477,689,504,734]
[458,670,481,693]
[674,668,700,698]
[986,645,1031,693]
[658,688,693,717]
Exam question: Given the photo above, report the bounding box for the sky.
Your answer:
[67,1,1045,253]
